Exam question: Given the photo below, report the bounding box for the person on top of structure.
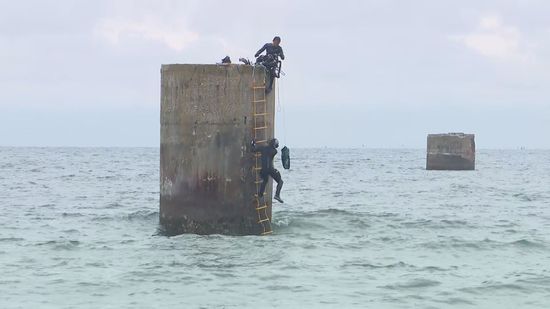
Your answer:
[255,36,285,61]
[255,36,285,93]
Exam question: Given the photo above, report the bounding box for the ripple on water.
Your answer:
[459,282,530,294]
[382,278,442,290]
[0,237,25,242]
[508,239,547,249]
[36,240,81,250]
[342,261,415,270]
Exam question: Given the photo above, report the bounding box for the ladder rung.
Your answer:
[255,140,267,144]
[253,167,262,171]
[256,205,267,211]
[258,218,270,223]
[253,86,265,89]
[254,126,268,130]
[261,230,273,235]
[254,113,268,116]
[253,100,266,103]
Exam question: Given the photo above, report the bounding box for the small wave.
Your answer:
[343,261,414,270]
[513,192,536,202]
[37,239,80,250]
[434,297,475,305]
[97,175,116,180]
[263,284,294,291]
[509,239,546,249]
[420,265,458,272]
[313,208,358,216]
[460,282,529,294]
[370,212,400,218]
[105,202,124,209]
[119,239,136,244]
[382,278,441,289]
[440,219,468,226]
[91,215,112,221]
[402,218,474,230]
[451,184,471,190]
[126,210,159,221]
[402,219,432,228]
[516,276,550,287]
[77,281,102,287]
[271,217,326,231]
[348,217,370,228]
[61,229,80,234]
[494,220,518,228]
[0,237,24,242]
[421,238,497,250]
[62,212,84,217]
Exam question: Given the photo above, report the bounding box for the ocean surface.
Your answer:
[1,147,549,308]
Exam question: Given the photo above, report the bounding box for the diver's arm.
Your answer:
[279,47,285,60]
[251,140,265,153]
[255,44,267,58]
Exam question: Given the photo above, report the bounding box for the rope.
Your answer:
[276,78,288,145]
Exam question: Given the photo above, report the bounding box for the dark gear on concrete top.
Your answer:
[239,57,252,65]
[252,138,284,202]
[221,56,231,64]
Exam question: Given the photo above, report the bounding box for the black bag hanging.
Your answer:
[281,146,290,170]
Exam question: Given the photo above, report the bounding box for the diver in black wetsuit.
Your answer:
[255,36,285,61]
[252,138,284,203]
[255,36,285,93]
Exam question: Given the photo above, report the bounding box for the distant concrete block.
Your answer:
[426,133,475,170]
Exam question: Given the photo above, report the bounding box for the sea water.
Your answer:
[1,147,549,308]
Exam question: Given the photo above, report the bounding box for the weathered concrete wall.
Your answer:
[160,64,275,235]
[426,133,475,170]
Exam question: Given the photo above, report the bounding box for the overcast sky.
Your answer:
[1,0,549,148]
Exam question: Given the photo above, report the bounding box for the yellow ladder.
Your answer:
[252,83,273,235]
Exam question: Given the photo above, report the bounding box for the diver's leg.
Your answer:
[259,171,269,198]
[271,169,284,203]
[265,68,274,93]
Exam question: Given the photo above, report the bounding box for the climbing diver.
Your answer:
[255,36,285,93]
[252,138,284,203]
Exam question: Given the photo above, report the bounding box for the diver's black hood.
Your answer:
[270,138,279,148]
